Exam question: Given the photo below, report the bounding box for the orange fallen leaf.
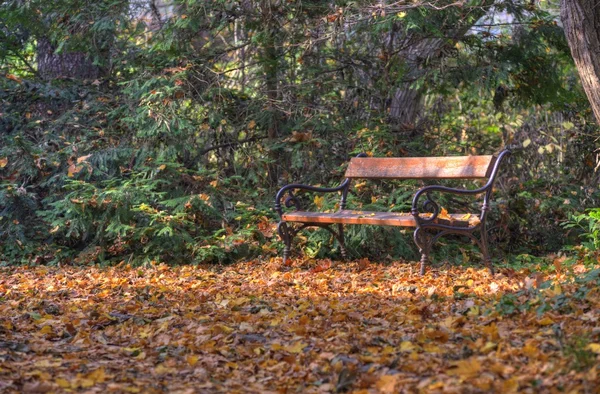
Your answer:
[310,259,331,273]
[447,357,481,380]
[187,355,199,366]
[376,375,400,393]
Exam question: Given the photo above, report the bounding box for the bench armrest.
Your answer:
[411,150,511,226]
[275,179,350,217]
[411,184,489,225]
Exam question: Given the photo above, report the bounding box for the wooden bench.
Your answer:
[274,150,511,274]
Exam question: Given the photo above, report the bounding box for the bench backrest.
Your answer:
[344,155,495,179]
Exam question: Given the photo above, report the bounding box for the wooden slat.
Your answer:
[344,155,494,179]
[282,210,477,227]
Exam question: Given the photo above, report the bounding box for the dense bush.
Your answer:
[1,0,599,266]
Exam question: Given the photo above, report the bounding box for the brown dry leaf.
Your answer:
[502,377,520,393]
[67,164,83,177]
[257,218,275,238]
[77,154,92,164]
[288,131,312,143]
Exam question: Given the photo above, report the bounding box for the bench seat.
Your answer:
[282,210,478,228]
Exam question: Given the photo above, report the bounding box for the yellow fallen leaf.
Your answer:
[548,284,562,296]
[503,377,519,393]
[55,378,70,388]
[587,343,600,354]
[480,341,497,354]
[399,341,415,352]
[468,305,480,316]
[423,343,442,353]
[0,157,7,168]
[522,342,538,357]
[154,364,175,374]
[376,375,400,394]
[537,317,554,326]
[469,216,481,225]
[39,325,53,334]
[283,342,307,354]
[87,368,105,383]
[314,195,324,209]
[80,378,95,388]
[215,324,234,334]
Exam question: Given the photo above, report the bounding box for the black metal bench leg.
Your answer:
[414,228,432,276]
[337,223,348,260]
[277,222,292,265]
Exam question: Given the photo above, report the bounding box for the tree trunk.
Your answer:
[389,37,445,130]
[37,37,101,80]
[560,0,600,124]
[264,28,282,186]
[259,1,284,186]
[388,1,494,131]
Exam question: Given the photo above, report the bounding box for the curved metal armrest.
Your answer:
[411,149,511,223]
[274,179,350,217]
[411,184,490,225]
[412,184,488,208]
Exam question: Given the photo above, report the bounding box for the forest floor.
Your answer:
[1,258,600,393]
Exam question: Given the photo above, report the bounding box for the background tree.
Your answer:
[561,0,600,124]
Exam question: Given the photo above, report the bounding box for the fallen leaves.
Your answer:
[67,154,93,177]
[0,261,599,392]
[5,74,22,84]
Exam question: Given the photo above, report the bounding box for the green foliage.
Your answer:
[563,209,600,251]
[0,0,599,265]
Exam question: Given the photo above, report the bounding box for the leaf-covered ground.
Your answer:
[1,258,600,393]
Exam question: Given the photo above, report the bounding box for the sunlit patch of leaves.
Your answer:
[0,259,599,392]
